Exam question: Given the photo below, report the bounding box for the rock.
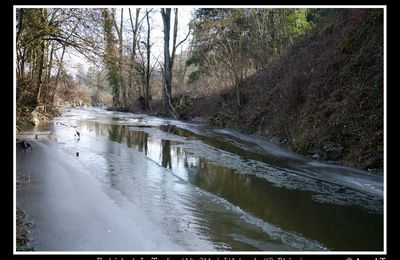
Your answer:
[31,107,49,125]
[320,143,343,161]
[308,145,321,155]
[367,168,382,175]
[362,157,378,169]
[328,146,343,160]
[319,151,328,160]
[311,153,320,160]
[270,137,282,145]
[191,117,208,123]
[322,141,335,151]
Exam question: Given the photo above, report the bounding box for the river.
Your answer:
[16,107,384,251]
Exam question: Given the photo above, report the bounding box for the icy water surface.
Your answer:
[17,107,384,251]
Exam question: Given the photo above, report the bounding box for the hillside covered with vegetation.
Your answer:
[16,7,384,172]
[179,9,383,172]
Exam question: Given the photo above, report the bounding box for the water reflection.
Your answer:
[74,117,383,251]
[159,125,304,170]
[192,159,382,250]
[161,140,172,170]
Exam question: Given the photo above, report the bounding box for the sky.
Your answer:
[66,7,195,75]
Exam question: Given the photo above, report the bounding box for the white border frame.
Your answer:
[13,4,387,256]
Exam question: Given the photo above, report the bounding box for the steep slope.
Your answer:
[204,9,384,171]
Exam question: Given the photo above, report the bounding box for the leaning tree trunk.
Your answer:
[43,42,54,111]
[51,46,66,105]
[35,41,46,106]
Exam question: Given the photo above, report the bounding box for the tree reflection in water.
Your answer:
[80,120,383,250]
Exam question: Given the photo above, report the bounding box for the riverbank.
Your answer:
[166,9,384,173]
[100,10,384,173]
[15,108,383,251]
[16,208,34,251]
[16,105,61,132]
[17,9,383,173]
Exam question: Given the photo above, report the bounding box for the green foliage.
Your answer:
[285,9,312,37]
[185,48,209,84]
[186,9,383,170]
[185,52,202,67]
[188,8,314,82]
[186,7,315,109]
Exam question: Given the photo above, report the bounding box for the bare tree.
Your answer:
[160,8,190,117]
[144,9,152,110]
[132,9,155,111]
[128,8,141,98]
[160,8,173,115]
[16,8,105,111]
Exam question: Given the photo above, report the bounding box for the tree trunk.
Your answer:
[235,80,243,109]
[129,8,141,107]
[35,41,45,106]
[51,46,65,105]
[144,9,151,111]
[119,9,127,109]
[161,8,172,114]
[35,9,48,106]
[44,42,54,110]
[170,9,178,68]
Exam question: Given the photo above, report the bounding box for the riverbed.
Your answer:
[16,107,384,251]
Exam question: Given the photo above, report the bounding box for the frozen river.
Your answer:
[16,107,384,251]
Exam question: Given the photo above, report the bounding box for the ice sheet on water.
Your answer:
[44,108,385,250]
[54,109,383,212]
[172,141,383,213]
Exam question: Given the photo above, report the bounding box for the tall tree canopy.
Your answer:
[187,8,312,108]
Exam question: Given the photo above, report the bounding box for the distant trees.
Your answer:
[16,8,104,111]
[189,9,253,108]
[16,7,153,113]
[76,65,111,106]
[101,8,160,111]
[17,8,52,108]
[132,8,154,111]
[248,8,311,70]
[16,7,187,117]
[16,7,319,119]
[187,8,312,109]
